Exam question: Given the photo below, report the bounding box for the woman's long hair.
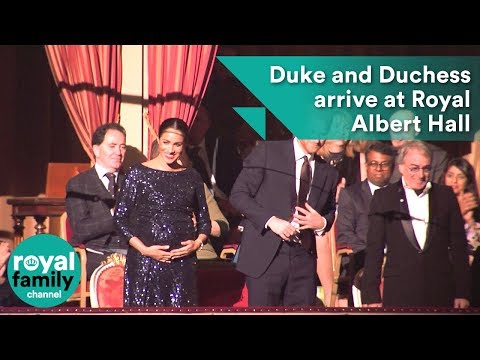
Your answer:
[442,157,480,221]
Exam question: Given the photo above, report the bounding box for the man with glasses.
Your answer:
[362,141,471,308]
[388,109,449,184]
[336,141,396,306]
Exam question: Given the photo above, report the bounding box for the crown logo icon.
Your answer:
[25,258,38,267]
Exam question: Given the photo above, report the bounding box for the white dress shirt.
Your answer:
[94,163,119,215]
[265,138,326,235]
[402,178,431,250]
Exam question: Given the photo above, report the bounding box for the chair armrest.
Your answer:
[220,244,238,260]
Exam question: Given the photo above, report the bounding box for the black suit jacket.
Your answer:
[65,167,127,251]
[337,151,362,187]
[362,181,471,307]
[336,180,372,254]
[230,140,339,278]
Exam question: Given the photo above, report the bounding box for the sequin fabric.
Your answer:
[115,164,211,307]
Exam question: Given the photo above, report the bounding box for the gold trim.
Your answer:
[101,253,126,267]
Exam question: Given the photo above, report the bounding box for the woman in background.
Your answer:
[442,157,480,307]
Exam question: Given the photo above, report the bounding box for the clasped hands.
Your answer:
[459,192,479,223]
[269,203,325,241]
[144,240,201,263]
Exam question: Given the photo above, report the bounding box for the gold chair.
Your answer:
[324,218,354,307]
[59,211,90,308]
[45,162,91,198]
[90,253,126,308]
[331,247,354,307]
[219,244,238,260]
[37,163,92,307]
[351,268,364,307]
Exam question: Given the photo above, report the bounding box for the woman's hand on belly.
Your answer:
[170,239,201,259]
[144,244,172,263]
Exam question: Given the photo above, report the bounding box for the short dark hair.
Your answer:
[365,141,396,159]
[91,123,126,146]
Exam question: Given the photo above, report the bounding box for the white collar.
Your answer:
[95,163,119,179]
[402,177,432,197]
[293,137,312,162]
[367,180,384,195]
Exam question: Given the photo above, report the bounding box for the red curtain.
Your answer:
[44,45,122,162]
[146,45,217,157]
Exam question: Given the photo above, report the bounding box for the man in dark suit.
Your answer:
[390,140,449,184]
[66,123,128,278]
[336,141,396,306]
[229,138,339,306]
[388,109,449,184]
[362,141,470,308]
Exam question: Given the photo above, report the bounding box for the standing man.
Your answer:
[66,123,128,278]
[336,141,396,306]
[389,109,448,184]
[362,141,470,308]
[229,137,339,306]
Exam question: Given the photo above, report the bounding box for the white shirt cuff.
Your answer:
[265,216,276,229]
[314,216,327,236]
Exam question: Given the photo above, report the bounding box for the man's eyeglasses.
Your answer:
[366,161,391,170]
[407,165,432,174]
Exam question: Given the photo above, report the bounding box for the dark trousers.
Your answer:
[246,241,317,306]
[338,250,366,306]
[86,251,109,279]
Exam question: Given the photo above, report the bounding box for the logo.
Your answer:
[7,234,81,308]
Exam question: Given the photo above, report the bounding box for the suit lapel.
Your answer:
[88,167,112,199]
[117,171,125,193]
[360,180,372,206]
[396,182,421,251]
[283,141,297,213]
[423,184,436,252]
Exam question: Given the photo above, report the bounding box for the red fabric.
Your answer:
[146,45,217,158]
[96,266,124,308]
[336,244,352,251]
[232,284,248,308]
[66,217,73,242]
[197,264,245,307]
[44,45,122,162]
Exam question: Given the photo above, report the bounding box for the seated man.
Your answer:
[65,123,128,279]
[335,142,396,306]
[388,109,449,184]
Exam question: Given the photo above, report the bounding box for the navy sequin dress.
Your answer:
[115,164,211,307]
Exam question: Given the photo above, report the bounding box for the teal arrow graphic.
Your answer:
[217,56,480,141]
[233,107,266,139]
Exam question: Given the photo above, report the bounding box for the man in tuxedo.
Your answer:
[66,123,128,278]
[362,141,470,308]
[388,109,449,184]
[389,139,449,184]
[229,138,339,306]
[335,141,396,306]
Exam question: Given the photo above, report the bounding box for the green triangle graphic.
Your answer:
[233,107,266,140]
